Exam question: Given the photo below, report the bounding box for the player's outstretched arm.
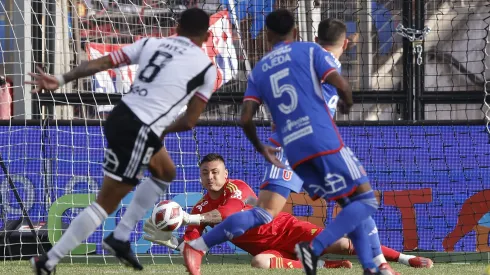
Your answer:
[240,100,263,152]
[198,209,223,224]
[240,101,285,168]
[143,218,183,249]
[26,56,114,93]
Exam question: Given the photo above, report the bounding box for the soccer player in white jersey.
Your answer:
[26,8,217,274]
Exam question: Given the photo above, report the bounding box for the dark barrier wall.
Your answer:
[1,125,489,254]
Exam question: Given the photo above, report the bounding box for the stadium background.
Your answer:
[0,0,489,264]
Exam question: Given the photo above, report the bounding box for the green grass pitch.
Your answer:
[2,261,488,275]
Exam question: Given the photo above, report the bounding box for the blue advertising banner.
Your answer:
[0,125,489,254]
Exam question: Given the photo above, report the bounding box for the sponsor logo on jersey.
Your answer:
[225,182,243,199]
[282,116,310,133]
[195,200,209,212]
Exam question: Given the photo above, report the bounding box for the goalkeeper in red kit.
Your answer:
[143,153,433,270]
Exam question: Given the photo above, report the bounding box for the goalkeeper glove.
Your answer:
[181,211,203,226]
[142,218,181,249]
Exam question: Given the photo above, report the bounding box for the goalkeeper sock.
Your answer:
[352,245,401,263]
[381,246,401,262]
[269,257,350,269]
[193,207,272,251]
[397,253,415,266]
[269,257,303,269]
[46,202,108,270]
[113,177,169,242]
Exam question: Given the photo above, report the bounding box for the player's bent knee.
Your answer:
[337,237,353,254]
[251,207,274,225]
[256,190,288,218]
[148,148,176,182]
[323,237,353,255]
[251,254,274,269]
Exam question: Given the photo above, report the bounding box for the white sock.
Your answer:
[373,254,388,266]
[189,237,209,252]
[317,259,325,268]
[113,177,169,242]
[46,202,107,270]
[398,253,415,266]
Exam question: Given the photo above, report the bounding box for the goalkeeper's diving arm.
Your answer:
[142,210,224,251]
[143,218,185,251]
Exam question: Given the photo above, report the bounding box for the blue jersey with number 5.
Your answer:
[262,76,342,193]
[244,42,343,168]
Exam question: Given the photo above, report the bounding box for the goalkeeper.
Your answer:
[143,153,433,270]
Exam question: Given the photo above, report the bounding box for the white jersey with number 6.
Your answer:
[109,36,217,136]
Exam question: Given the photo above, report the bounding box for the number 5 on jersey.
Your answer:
[270,68,298,115]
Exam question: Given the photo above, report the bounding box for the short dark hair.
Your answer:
[266,9,295,36]
[317,18,347,46]
[200,153,225,166]
[178,8,210,36]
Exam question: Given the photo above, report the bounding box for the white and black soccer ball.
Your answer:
[151,200,184,231]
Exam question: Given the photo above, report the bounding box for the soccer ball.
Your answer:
[151,200,184,231]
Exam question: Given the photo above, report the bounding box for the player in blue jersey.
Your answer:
[182,11,390,275]
[260,19,399,275]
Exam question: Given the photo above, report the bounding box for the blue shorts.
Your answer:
[260,183,292,199]
[260,163,304,194]
[294,146,369,201]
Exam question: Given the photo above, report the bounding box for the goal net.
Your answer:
[0,0,489,266]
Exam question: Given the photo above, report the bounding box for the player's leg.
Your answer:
[275,217,353,269]
[339,148,396,272]
[31,103,151,274]
[251,250,302,269]
[294,153,380,274]
[112,146,175,242]
[97,107,172,268]
[296,148,399,274]
[30,176,135,274]
[352,243,434,268]
[322,231,433,268]
[251,250,348,269]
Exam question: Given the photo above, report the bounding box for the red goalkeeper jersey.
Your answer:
[184,179,257,241]
[183,180,322,257]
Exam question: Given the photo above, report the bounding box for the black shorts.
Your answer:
[103,102,162,185]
